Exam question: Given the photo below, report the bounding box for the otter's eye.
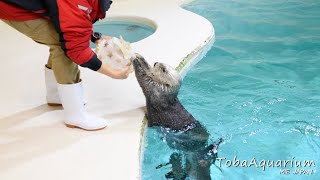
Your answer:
[165,84,170,87]
[162,68,166,73]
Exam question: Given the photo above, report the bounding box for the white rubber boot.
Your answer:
[58,82,108,131]
[45,66,61,106]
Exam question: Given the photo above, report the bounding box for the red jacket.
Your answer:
[0,0,112,71]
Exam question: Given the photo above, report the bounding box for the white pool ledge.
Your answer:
[0,0,214,179]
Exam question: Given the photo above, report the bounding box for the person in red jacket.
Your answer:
[0,0,130,131]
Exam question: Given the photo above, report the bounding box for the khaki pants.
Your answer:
[3,18,80,84]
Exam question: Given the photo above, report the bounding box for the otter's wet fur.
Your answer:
[132,54,222,180]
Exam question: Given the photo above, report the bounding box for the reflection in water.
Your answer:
[126,25,140,31]
[154,123,223,180]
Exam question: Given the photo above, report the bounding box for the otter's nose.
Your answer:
[154,62,158,67]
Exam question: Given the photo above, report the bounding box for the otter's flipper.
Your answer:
[156,152,187,180]
[203,138,223,163]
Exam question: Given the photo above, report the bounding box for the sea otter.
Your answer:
[132,54,222,180]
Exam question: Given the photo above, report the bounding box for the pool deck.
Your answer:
[0,0,214,179]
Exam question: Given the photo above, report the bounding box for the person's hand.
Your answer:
[110,66,131,79]
[95,35,113,45]
[97,63,131,79]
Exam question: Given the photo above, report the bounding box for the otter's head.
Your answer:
[132,54,182,104]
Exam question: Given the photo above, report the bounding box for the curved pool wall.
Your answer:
[142,0,320,179]
[0,0,215,180]
[90,18,156,48]
[176,32,215,77]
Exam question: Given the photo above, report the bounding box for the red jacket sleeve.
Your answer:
[51,0,102,71]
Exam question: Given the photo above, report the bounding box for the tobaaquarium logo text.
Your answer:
[216,156,316,175]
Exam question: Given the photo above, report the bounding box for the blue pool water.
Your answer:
[142,0,320,179]
[90,21,154,48]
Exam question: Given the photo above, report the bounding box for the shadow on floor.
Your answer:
[0,105,146,173]
[0,104,62,129]
[0,104,81,172]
